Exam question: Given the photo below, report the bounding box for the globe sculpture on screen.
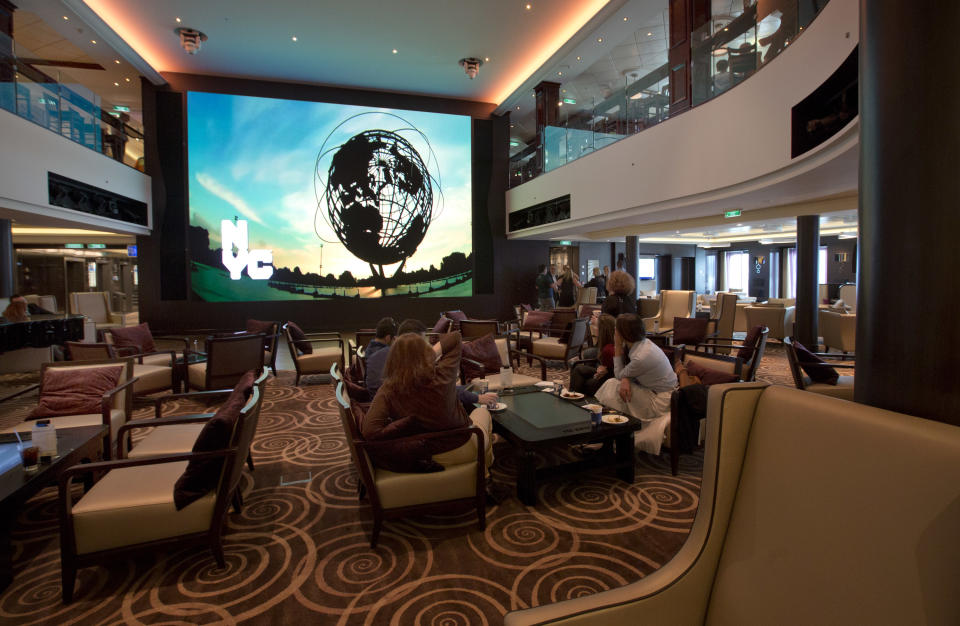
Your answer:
[315,114,441,281]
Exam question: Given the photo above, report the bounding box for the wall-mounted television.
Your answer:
[185,91,473,302]
[638,257,656,280]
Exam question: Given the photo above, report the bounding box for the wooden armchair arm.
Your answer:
[152,335,191,353]
[460,357,485,385]
[509,348,548,381]
[101,376,139,421]
[124,349,177,365]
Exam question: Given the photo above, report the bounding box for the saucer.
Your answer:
[602,414,628,425]
[560,391,584,400]
[535,381,554,387]
[488,402,507,412]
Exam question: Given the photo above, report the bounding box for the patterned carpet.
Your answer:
[0,365,706,625]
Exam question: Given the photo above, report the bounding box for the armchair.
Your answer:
[283,323,344,385]
[818,309,856,356]
[838,283,857,311]
[459,319,500,341]
[513,318,589,380]
[69,292,136,332]
[642,290,695,333]
[505,383,960,625]
[335,383,489,548]
[696,326,769,382]
[348,329,376,366]
[783,337,855,401]
[187,333,264,391]
[744,302,795,341]
[65,341,176,397]
[0,358,136,458]
[58,383,264,603]
[707,292,739,352]
[459,336,543,391]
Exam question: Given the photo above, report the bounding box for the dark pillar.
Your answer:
[0,219,13,297]
[534,81,560,176]
[794,215,818,347]
[624,235,638,285]
[0,0,15,113]
[858,2,960,425]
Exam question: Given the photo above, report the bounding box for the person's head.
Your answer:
[561,266,573,281]
[592,267,601,278]
[397,318,427,337]
[615,313,646,345]
[2,299,28,322]
[717,59,729,72]
[549,264,557,275]
[603,265,610,275]
[10,294,25,304]
[383,333,435,390]
[538,263,546,274]
[597,313,616,348]
[607,270,635,296]
[375,317,397,342]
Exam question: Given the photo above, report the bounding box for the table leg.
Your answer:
[517,449,537,506]
[0,517,12,593]
[615,433,636,483]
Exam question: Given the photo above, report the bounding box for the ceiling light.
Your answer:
[838,232,858,239]
[113,82,120,86]
[525,3,532,10]
[516,106,520,110]
[176,27,208,54]
[292,36,298,42]
[485,57,490,62]
[623,17,629,21]
[176,17,182,23]
[712,47,728,56]
[557,71,562,76]
[63,16,69,20]
[124,77,130,82]
[597,37,604,43]
[576,56,582,61]
[392,48,398,54]
[90,40,97,44]
[647,32,652,36]
[459,57,484,79]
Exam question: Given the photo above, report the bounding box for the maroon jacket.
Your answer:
[361,333,471,472]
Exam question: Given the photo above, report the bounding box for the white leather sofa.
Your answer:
[505,383,960,625]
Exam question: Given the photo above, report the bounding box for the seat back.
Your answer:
[714,292,739,343]
[707,385,960,624]
[819,309,856,353]
[354,330,377,356]
[838,283,857,311]
[741,326,769,382]
[577,286,597,305]
[781,338,807,390]
[25,294,58,313]
[335,382,380,506]
[460,320,499,341]
[566,318,589,352]
[681,348,743,378]
[224,372,268,497]
[65,342,114,361]
[40,357,135,418]
[204,334,265,390]
[70,292,111,323]
[549,308,577,336]
[657,290,695,331]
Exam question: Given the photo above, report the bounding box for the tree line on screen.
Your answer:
[189,225,471,287]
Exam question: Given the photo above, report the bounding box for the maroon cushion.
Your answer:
[793,340,840,385]
[29,365,124,419]
[246,319,275,350]
[737,325,764,362]
[286,321,312,355]
[109,323,157,354]
[461,333,502,381]
[522,310,553,331]
[174,371,256,510]
[445,310,468,322]
[432,316,451,334]
[672,317,709,346]
[521,303,534,312]
[685,359,739,385]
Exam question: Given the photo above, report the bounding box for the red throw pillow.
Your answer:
[432,316,451,334]
[246,319,275,350]
[174,371,255,510]
[737,325,763,362]
[109,323,157,354]
[672,317,709,346]
[286,321,312,355]
[792,340,839,385]
[522,310,553,331]
[684,359,739,386]
[30,365,124,419]
[461,333,502,381]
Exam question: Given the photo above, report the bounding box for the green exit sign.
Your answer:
[112,105,130,112]
[724,209,742,218]
[87,243,107,249]
[559,240,572,246]
[562,98,577,105]
[65,243,83,249]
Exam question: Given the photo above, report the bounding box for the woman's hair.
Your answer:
[383,333,434,390]
[2,300,28,323]
[615,313,646,344]
[561,267,573,282]
[606,270,635,295]
[597,314,616,349]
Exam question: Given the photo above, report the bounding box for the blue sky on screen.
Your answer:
[187,91,472,278]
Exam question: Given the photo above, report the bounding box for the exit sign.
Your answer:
[724,209,742,218]
[562,98,576,105]
[559,240,572,245]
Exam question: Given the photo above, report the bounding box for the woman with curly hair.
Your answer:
[602,269,637,316]
[361,332,472,472]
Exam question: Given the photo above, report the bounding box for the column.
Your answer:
[794,215,818,347]
[0,0,14,113]
[534,81,560,175]
[0,219,13,297]
[858,2,960,425]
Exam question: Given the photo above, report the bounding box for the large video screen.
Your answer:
[186,91,472,301]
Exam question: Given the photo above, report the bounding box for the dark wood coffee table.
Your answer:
[492,387,641,505]
[0,424,108,592]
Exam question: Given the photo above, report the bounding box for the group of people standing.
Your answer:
[535,263,609,310]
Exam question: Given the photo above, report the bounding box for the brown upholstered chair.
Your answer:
[818,309,856,356]
[517,317,590,380]
[283,324,344,385]
[695,326,769,382]
[65,342,176,397]
[347,329,376,365]
[643,290,695,333]
[69,291,125,332]
[187,334,264,391]
[102,326,190,368]
[335,382,489,548]
[0,358,137,459]
[783,337,854,401]
[57,383,265,603]
[459,336,544,390]
[505,383,960,625]
[459,319,500,341]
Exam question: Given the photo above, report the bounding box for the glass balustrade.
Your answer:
[0,31,144,170]
[509,0,831,188]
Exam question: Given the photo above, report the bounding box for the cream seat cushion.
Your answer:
[133,364,172,394]
[432,407,494,467]
[127,423,206,458]
[140,353,178,367]
[532,337,568,359]
[296,346,342,374]
[0,409,125,443]
[805,376,855,400]
[187,362,208,389]
[72,461,215,554]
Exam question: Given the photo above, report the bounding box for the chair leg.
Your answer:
[246,453,255,472]
[476,493,487,530]
[232,490,243,513]
[370,517,382,549]
[61,561,76,604]
[211,539,226,569]
[295,372,301,386]
[671,446,679,476]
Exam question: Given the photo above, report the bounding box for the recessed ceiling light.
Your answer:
[176,17,182,23]
[576,56,582,61]
[114,59,120,64]
[291,36,298,42]
[91,40,97,44]
[561,89,566,93]
[392,48,398,54]
[525,3,532,10]
[597,37,603,43]
[623,17,629,22]
[484,57,490,62]
[557,71,562,76]
[124,77,130,82]
[723,27,728,31]
[113,82,119,86]
[62,15,69,20]
[516,106,520,110]
[647,32,652,36]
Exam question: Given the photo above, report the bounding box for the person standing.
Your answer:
[535,264,556,310]
[556,265,581,307]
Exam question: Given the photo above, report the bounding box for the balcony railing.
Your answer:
[509,0,830,188]
[0,30,144,170]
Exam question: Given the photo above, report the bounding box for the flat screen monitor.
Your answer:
[638,258,656,280]
[186,91,473,301]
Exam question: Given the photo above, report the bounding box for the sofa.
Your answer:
[505,383,960,625]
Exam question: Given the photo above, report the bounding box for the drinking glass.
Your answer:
[19,444,39,472]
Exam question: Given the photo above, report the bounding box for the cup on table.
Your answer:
[476,379,489,395]
[584,404,603,427]
[485,392,500,410]
[19,444,39,473]
[500,366,513,388]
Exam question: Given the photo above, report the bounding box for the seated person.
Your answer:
[569,313,616,397]
[361,332,472,472]
[396,318,497,413]
[602,270,637,316]
[364,317,397,396]
[584,267,607,299]
[595,314,677,420]
[1,295,29,322]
